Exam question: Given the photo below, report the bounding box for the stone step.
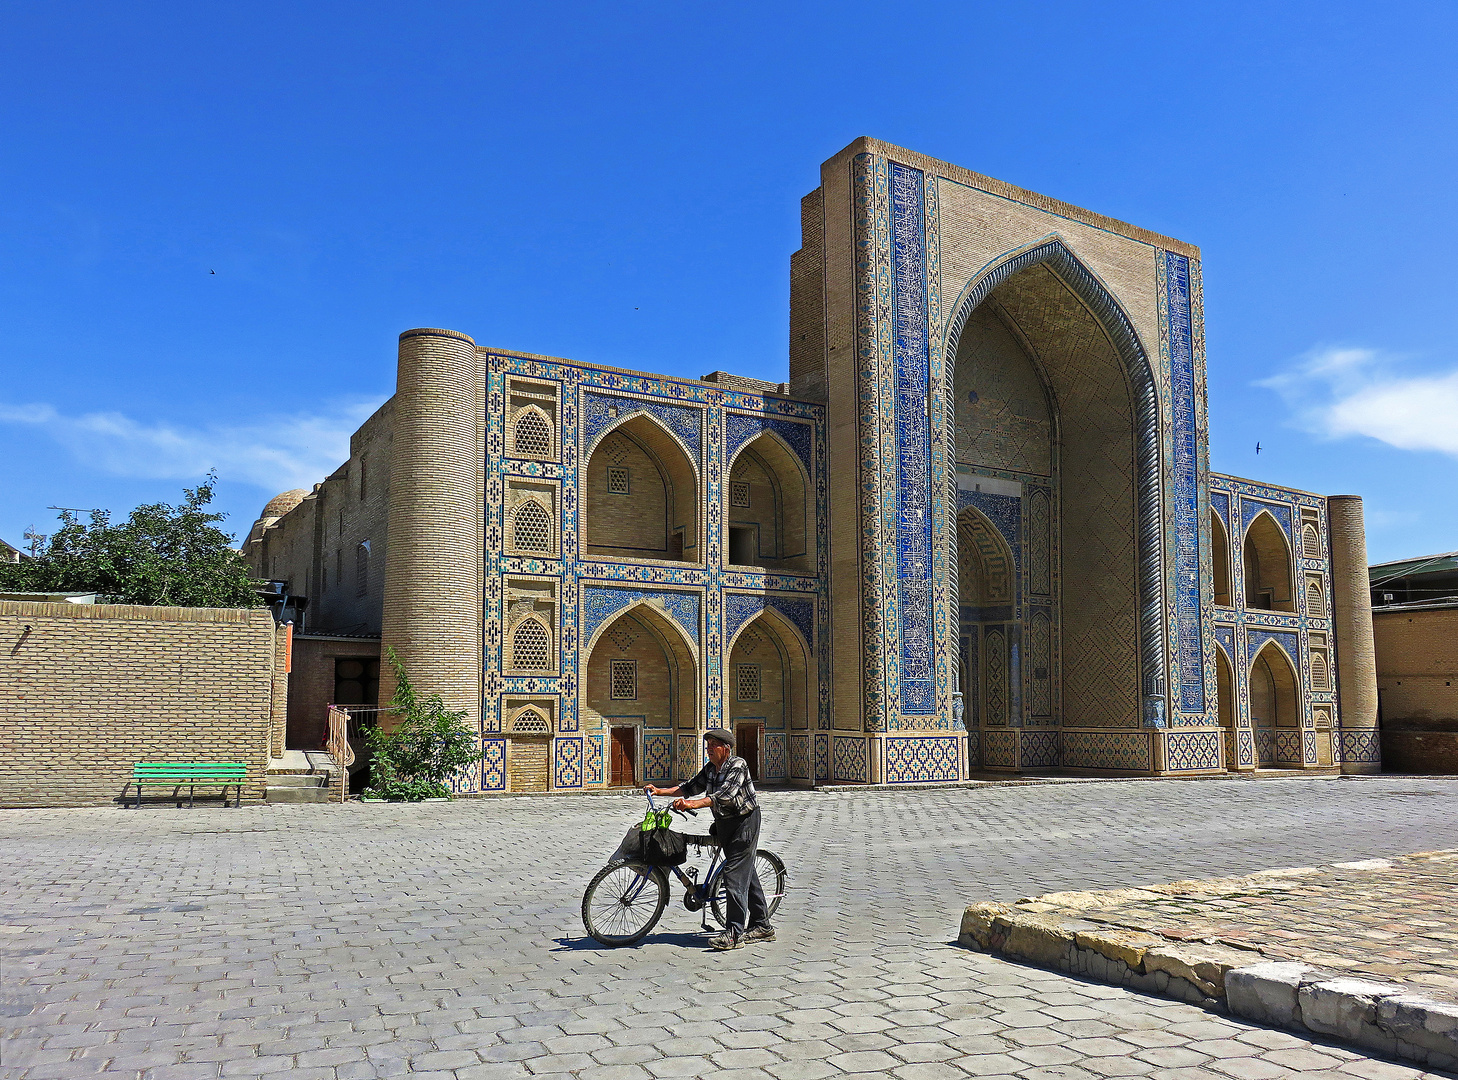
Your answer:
[267,774,329,789]
[265,784,331,804]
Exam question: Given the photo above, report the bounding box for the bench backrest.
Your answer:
[133,763,249,780]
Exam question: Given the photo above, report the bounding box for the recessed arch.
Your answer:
[945,237,1161,726]
[1212,509,1232,607]
[1215,643,1236,771]
[584,413,700,563]
[508,615,553,672]
[1249,640,1300,729]
[957,505,1016,741]
[726,608,812,780]
[510,405,554,460]
[725,430,813,573]
[583,601,700,784]
[1244,512,1295,611]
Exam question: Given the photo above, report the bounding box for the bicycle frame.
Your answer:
[624,792,726,925]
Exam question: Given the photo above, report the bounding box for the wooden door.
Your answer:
[610,727,637,787]
[736,723,761,782]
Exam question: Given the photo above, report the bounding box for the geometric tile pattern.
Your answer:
[1164,252,1205,714]
[1165,729,1221,771]
[763,732,787,782]
[482,738,507,792]
[1020,729,1059,768]
[790,735,810,780]
[553,737,582,788]
[643,734,672,784]
[833,736,868,782]
[1062,730,1152,772]
[885,735,960,783]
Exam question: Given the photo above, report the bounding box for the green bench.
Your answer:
[130,763,247,808]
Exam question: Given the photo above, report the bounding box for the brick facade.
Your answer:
[0,602,283,807]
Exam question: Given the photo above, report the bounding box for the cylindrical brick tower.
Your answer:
[379,328,482,736]
[1328,495,1380,773]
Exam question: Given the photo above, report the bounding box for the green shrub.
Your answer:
[363,649,484,802]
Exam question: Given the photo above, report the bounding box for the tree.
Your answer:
[363,649,484,801]
[0,473,262,608]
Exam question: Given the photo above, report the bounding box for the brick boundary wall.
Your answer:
[0,601,283,808]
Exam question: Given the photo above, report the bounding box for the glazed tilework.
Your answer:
[553,737,582,788]
[885,735,960,783]
[482,739,507,791]
[1163,253,1205,714]
[763,732,787,782]
[790,735,810,780]
[643,734,672,783]
[1165,729,1222,772]
[1062,731,1153,772]
[832,735,868,782]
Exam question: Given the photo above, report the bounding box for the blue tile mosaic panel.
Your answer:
[1165,253,1204,713]
[482,739,507,791]
[554,737,583,788]
[764,733,787,781]
[891,163,934,715]
[581,586,700,649]
[723,593,815,653]
[790,735,811,779]
[581,391,701,461]
[832,736,868,782]
[724,413,813,476]
[644,734,673,783]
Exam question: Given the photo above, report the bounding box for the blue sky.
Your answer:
[2,1,1455,564]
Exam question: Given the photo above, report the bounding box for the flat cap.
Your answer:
[703,728,735,747]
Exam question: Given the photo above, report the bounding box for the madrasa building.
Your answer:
[245,137,1381,792]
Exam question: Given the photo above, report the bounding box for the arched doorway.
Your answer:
[585,414,699,563]
[583,604,698,787]
[947,246,1152,735]
[725,433,812,574]
[1216,645,1236,770]
[957,505,1016,760]
[1244,513,1294,611]
[1250,641,1299,767]
[726,609,811,783]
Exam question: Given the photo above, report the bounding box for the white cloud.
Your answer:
[0,397,386,493]
[1258,346,1458,456]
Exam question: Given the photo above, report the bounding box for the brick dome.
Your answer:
[261,489,309,520]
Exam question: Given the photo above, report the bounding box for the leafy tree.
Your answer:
[0,472,262,608]
[363,648,484,802]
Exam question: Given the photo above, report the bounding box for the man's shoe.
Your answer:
[742,923,776,942]
[710,930,743,950]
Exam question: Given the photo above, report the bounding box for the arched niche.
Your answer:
[583,604,699,786]
[1250,641,1299,730]
[1244,513,1294,612]
[946,240,1156,728]
[1212,510,1232,608]
[1215,644,1237,771]
[585,414,699,563]
[727,608,812,733]
[957,505,1016,736]
[725,432,812,574]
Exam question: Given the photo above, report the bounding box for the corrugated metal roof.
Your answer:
[1369,551,1458,583]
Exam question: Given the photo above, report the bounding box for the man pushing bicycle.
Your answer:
[647,728,774,950]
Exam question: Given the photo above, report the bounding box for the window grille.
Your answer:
[513,501,553,553]
[608,623,637,652]
[730,480,751,507]
[736,664,761,701]
[512,620,551,670]
[606,437,632,465]
[513,708,550,734]
[1311,652,1330,690]
[513,411,552,458]
[355,542,370,598]
[1302,524,1321,560]
[607,465,630,494]
[610,659,637,700]
[1307,580,1325,616]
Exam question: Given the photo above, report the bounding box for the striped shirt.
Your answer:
[681,755,758,819]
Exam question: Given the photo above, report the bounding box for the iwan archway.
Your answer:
[942,239,1164,772]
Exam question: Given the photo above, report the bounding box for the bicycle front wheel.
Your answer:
[709,849,787,929]
[582,861,669,946]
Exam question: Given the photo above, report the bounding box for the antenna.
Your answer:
[22,527,47,557]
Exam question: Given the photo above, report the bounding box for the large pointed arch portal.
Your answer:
[941,236,1169,730]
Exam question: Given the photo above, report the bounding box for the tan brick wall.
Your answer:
[1374,607,1458,723]
[0,602,279,807]
[288,636,382,750]
[1328,497,1379,732]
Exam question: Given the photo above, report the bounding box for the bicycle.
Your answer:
[581,791,787,947]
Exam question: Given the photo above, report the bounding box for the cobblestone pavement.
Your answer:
[3,775,1458,1080]
[998,849,1458,1002]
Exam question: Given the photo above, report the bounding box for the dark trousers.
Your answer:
[713,808,768,935]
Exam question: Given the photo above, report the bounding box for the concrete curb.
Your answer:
[958,861,1458,1071]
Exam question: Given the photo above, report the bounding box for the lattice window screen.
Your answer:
[1302,524,1321,559]
[607,466,630,494]
[511,620,551,670]
[1310,652,1330,690]
[514,411,552,458]
[736,664,761,701]
[610,659,637,700]
[1307,580,1325,617]
[513,708,550,734]
[513,501,553,553]
[730,480,751,507]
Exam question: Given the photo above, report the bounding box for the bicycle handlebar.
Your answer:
[644,787,698,817]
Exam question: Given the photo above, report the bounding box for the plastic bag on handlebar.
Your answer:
[641,826,687,866]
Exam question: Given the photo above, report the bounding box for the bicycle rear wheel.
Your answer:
[582,861,669,946]
[709,849,786,929]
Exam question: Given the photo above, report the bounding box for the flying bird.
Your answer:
[1255,442,1262,454]
[210,269,216,275]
